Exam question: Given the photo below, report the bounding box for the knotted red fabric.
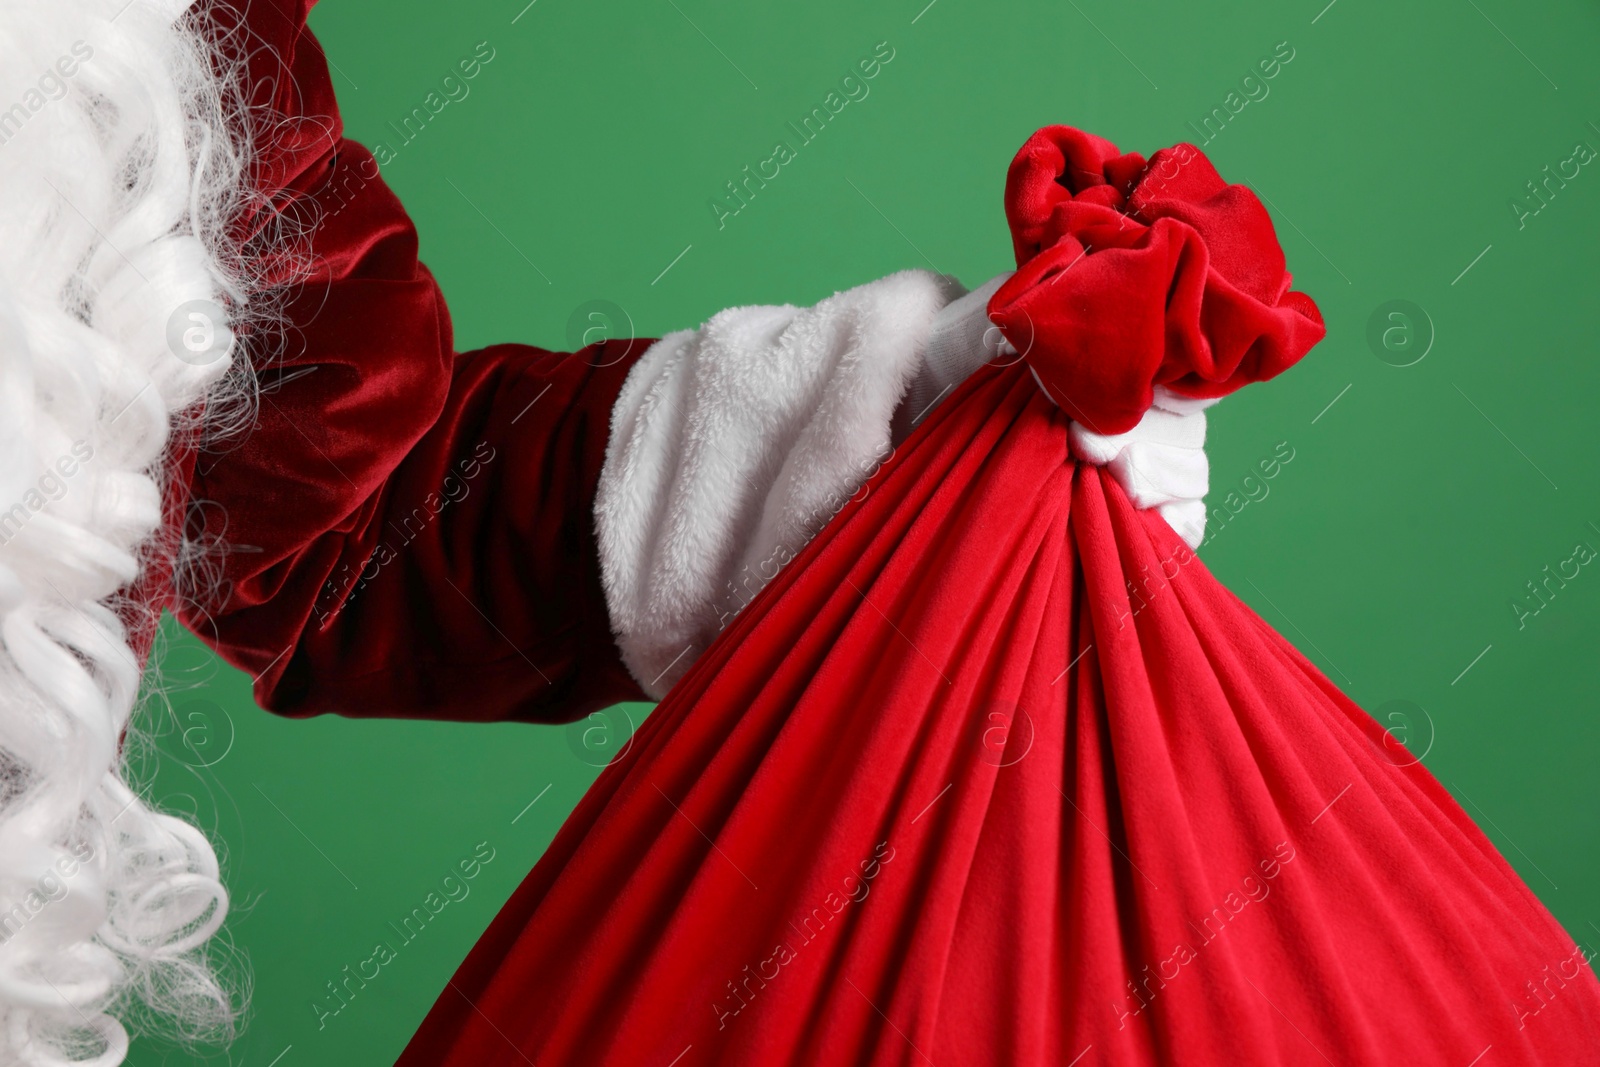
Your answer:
[989,126,1326,434]
[397,129,1600,1064]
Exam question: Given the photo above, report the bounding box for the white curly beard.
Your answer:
[0,1,253,1063]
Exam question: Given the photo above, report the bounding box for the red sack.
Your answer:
[400,130,1600,1066]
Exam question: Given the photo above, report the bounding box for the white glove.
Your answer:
[1068,388,1215,549]
[897,271,1214,549]
[895,273,1013,438]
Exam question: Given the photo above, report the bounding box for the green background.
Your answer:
[133,0,1600,1062]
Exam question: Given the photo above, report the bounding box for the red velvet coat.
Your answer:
[172,0,647,724]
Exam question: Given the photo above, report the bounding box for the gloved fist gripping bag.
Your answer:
[401,129,1600,1067]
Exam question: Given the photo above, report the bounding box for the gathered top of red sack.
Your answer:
[987,125,1326,435]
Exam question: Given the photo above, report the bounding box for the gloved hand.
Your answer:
[896,273,1014,436]
[1067,388,1214,549]
[897,272,1214,549]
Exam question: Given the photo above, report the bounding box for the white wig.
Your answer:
[0,0,257,1062]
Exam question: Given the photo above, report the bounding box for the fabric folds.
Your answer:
[400,364,1600,1065]
[988,126,1326,434]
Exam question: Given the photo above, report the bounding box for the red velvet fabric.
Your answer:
[393,128,1600,1063]
[400,363,1600,1064]
[988,126,1326,434]
[173,0,647,723]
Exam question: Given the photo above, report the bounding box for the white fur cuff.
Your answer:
[595,270,962,698]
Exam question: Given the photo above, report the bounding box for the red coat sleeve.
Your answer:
[177,0,648,722]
